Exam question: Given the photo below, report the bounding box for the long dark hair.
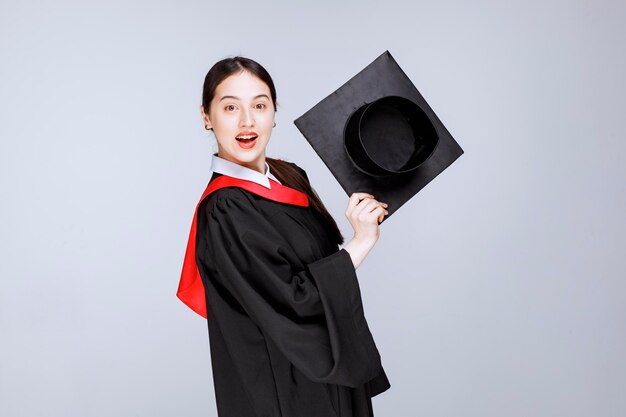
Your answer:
[201,56,344,245]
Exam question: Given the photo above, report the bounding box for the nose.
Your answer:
[239,107,254,127]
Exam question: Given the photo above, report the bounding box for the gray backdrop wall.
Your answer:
[1,0,624,416]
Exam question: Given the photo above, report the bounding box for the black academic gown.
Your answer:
[194,164,390,417]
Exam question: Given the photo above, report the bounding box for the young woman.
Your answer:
[177,56,390,417]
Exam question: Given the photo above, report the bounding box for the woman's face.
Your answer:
[201,70,275,173]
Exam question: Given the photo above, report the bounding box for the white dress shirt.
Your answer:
[210,153,282,189]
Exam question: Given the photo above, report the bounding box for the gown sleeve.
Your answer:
[197,187,384,388]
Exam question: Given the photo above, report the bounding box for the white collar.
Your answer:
[210,153,282,189]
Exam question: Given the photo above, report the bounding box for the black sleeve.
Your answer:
[199,188,383,388]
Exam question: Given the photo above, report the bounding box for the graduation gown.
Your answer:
[187,164,390,417]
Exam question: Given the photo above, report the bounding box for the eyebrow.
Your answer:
[218,94,270,102]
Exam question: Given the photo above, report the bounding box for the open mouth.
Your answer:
[236,135,258,143]
[236,134,258,149]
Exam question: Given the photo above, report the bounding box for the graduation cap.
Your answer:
[293,50,464,222]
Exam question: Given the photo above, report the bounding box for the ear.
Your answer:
[200,104,212,129]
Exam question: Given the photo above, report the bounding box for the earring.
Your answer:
[205,125,211,131]
[273,122,276,128]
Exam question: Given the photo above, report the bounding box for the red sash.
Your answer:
[176,175,309,318]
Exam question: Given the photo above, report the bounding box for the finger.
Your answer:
[369,206,385,223]
[351,198,374,218]
[349,195,376,215]
[347,193,365,215]
[379,207,390,221]
[361,199,386,213]
[359,206,385,223]
[369,200,388,208]
[378,207,390,223]
[360,200,381,212]
[345,195,371,218]
[350,192,375,203]
[348,193,371,209]
[355,198,380,218]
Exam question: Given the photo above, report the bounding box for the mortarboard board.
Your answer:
[293,50,464,222]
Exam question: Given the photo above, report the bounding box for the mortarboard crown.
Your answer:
[294,50,464,222]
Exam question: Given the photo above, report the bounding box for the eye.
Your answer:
[255,103,266,110]
[225,104,236,111]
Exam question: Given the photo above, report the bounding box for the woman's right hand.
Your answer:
[343,193,389,269]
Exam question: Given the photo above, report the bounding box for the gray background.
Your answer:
[1,0,624,416]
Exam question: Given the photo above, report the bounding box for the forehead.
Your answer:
[214,70,271,100]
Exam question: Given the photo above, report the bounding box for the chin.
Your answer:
[228,148,265,164]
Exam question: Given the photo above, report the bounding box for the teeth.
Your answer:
[236,135,257,140]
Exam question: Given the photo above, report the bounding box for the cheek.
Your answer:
[260,111,275,124]
[213,114,238,129]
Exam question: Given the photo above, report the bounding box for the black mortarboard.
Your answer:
[294,50,464,222]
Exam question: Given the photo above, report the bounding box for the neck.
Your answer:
[216,151,266,174]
